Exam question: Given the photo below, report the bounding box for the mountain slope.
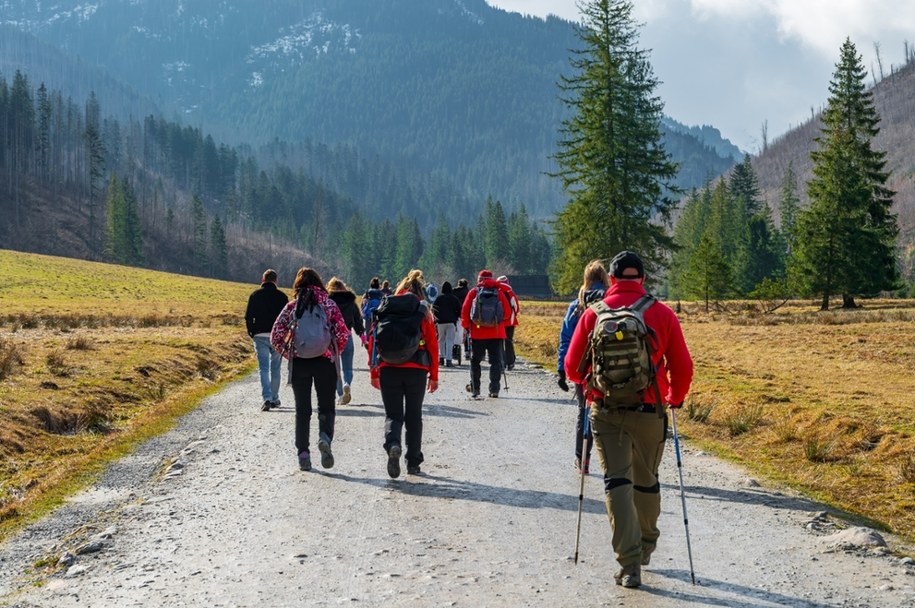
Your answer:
[751,58,915,282]
[2,0,738,217]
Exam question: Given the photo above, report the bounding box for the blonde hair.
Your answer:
[578,260,609,309]
[395,269,426,298]
[326,276,347,292]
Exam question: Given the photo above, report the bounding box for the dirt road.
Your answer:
[1,357,913,607]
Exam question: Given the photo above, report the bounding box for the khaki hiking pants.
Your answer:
[589,405,667,568]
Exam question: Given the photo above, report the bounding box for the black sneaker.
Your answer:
[270,399,281,408]
[262,400,272,411]
[488,392,499,398]
[298,451,312,471]
[407,464,421,475]
[387,445,402,478]
[317,434,334,469]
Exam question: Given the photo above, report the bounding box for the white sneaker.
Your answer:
[342,384,352,405]
[336,395,344,406]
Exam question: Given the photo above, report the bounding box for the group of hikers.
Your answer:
[243,250,693,590]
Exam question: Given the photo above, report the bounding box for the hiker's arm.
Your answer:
[564,309,595,385]
[460,291,472,329]
[270,303,293,355]
[662,312,694,405]
[557,301,578,373]
[244,295,255,336]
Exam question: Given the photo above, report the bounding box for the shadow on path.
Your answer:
[322,471,607,514]
[667,483,826,513]
[645,569,837,608]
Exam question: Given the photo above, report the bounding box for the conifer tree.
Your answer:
[551,0,678,293]
[85,92,105,252]
[104,173,127,262]
[778,162,800,254]
[209,216,228,278]
[191,194,208,274]
[483,197,509,270]
[792,38,899,309]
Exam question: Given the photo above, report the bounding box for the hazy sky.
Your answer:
[486,0,915,153]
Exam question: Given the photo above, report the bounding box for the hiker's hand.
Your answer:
[668,401,683,409]
[371,376,380,390]
[427,379,438,393]
[360,334,368,349]
[557,370,569,392]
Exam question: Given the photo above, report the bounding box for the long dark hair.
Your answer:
[293,267,325,315]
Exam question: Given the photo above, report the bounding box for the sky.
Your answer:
[486,0,915,153]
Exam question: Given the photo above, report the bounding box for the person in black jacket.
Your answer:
[327,277,366,405]
[245,269,289,411]
[451,278,471,358]
[432,282,462,367]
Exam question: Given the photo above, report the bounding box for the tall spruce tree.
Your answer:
[792,38,899,309]
[551,0,678,293]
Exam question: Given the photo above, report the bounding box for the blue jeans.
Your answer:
[336,334,355,396]
[253,335,282,402]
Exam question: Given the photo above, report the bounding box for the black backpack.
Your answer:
[372,294,429,365]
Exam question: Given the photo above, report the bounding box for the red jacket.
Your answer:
[564,281,693,405]
[461,279,512,340]
[499,283,520,326]
[367,291,439,382]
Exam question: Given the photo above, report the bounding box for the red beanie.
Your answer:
[478,269,493,281]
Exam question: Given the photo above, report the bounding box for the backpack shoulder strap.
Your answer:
[630,294,656,314]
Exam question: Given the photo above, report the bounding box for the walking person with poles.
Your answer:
[564,251,693,589]
[461,270,512,399]
[557,260,611,474]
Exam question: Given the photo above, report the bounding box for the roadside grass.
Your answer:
[515,297,915,543]
[0,250,265,542]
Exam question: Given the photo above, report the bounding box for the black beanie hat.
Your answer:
[609,250,644,279]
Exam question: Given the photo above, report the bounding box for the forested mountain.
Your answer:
[0,67,550,286]
[1,0,738,219]
[750,56,915,286]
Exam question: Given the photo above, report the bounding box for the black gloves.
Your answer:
[557,369,569,392]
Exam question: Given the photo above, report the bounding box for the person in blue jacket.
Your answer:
[556,260,610,474]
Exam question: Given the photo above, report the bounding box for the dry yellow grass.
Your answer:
[516,297,915,542]
[0,250,269,540]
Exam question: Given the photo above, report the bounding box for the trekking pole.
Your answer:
[573,403,590,564]
[670,408,696,584]
[501,339,509,391]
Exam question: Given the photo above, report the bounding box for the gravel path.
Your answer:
[1,356,913,607]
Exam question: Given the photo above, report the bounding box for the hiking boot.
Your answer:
[445,360,453,368]
[298,451,312,471]
[439,357,445,366]
[262,400,272,411]
[465,383,473,392]
[640,543,656,566]
[614,564,641,588]
[387,445,402,479]
[317,434,334,469]
[270,399,281,408]
[488,392,499,398]
[407,464,421,475]
[575,457,590,474]
[342,384,352,405]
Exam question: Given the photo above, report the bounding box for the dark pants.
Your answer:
[471,338,503,395]
[290,356,337,454]
[574,383,593,461]
[380,366,427,467]
[504,325,516,369]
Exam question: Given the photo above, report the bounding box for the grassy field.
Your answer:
[516,297,915,544]
[0,250,264,541]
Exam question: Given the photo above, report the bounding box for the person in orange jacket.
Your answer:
[564,251,693,589]
[461,269,512,398]
[368,269,439,478]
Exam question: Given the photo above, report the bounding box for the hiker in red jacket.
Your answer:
[564,250,693,589]
[461,270,512,398]
[368,269,439,478]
